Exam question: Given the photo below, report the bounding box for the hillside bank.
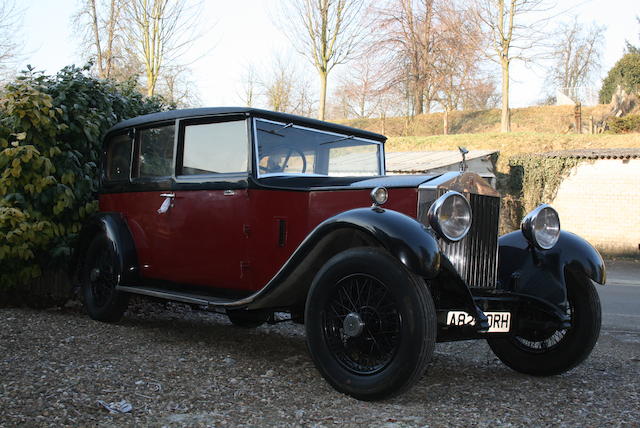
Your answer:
[342,105,612,136]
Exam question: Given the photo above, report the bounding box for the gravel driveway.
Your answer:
[1,299,639,427]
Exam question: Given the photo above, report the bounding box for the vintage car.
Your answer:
[75,107,605,401]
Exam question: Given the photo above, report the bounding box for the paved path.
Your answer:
[599,259,640,332]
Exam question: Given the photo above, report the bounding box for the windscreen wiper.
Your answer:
[257,122,294,137]
[320,135,355,145]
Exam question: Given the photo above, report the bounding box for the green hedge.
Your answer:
[607,114,640,133]
[0,66,168,292]
[506,155,581,214]
[599,52,640,104]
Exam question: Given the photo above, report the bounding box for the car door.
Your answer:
[160,116,252,290]
[112,122,177,282]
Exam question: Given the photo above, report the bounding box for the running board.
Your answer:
[116,285,237,308]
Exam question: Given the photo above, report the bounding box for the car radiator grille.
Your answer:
[419,190,500,289]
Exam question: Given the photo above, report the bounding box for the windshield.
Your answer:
[254,119,383,177]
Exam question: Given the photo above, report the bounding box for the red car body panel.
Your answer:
[100,187,418,291]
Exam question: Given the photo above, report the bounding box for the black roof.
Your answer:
[106,107,387,142]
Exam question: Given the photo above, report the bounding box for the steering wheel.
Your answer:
[259,147,307,174]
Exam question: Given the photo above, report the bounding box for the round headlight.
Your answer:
[427,191,472,242]
[370,187,388,206]
[521,204,561,250]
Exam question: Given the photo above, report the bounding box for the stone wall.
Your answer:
[551,159,640,255]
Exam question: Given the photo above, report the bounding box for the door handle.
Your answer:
[158,193,176,214]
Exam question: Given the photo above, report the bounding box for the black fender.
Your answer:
[245,207,441,310]
[72,212,139,286]
[497,230,606,311]
[331,207,441,277]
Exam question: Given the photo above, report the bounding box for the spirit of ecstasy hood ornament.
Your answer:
[458,146,469,173]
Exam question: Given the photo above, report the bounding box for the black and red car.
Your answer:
[75,107,606,400]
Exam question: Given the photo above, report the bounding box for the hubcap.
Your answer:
[343,312,365,337]
[322,273,402,374]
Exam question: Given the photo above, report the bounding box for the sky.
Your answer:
[18,0,640,110]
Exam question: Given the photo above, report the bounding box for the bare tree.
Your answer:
[73,0,123,78]
[472,0,555,132]
[434,1,487,134]
[278,0,366,120]
[547,18,605,90]
[0,0,23,75]
[261,56,297,113]
[156,64,201,107]
[333,55,384,118]
[291,75,317,117]
[238,64,259,108]
[372,0,442,116]
[461,80,499,110]
[123,0,204,96]
[74,0,141,80]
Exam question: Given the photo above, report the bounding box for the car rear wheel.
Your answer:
[487,271,601,376]
[81,235,128,322]
[305,247,436,401]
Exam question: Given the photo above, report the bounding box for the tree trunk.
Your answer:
[146,73,155,97]
[443,109,449,135]
[500,59,511,132]
[318,70,328,120]
[413,88,423,116]
[90,0,104,78]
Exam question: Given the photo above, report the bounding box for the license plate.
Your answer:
[446,311,511,333]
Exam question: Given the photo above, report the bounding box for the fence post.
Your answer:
[574,103,582,134]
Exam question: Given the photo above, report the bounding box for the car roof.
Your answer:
[106,107,387,142]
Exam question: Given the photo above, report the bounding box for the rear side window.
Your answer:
[106,134,132,180]
[180,120,248,175]
[137,125,175,177]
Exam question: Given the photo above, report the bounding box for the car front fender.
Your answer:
[497,230,606,310]
[323,207,441,278]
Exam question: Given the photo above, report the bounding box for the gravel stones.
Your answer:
[1,301,638,427]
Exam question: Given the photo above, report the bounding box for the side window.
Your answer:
[180,120,248,175]
[138,125,175,178]
[106,134,132,180]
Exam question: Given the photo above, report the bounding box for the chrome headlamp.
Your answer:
[427,191,472,242]
[521,204,561,250]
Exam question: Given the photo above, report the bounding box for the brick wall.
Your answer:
[551,159,640,255]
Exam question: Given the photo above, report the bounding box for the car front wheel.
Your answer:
[81,235,129,322]
[305,247,437,401]
[487,270,601,376]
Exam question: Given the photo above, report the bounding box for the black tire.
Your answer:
[226,309,266,328]
[81,235,128,322]
[488,271,601,376]
[305,247,437,401]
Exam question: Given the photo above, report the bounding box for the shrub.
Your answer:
[506,155,581,214]
[599,52,640,104]
[607,114,640,133]
[0,65,168,295]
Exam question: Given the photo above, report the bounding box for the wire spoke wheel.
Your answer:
[88,246,118,308]
[487,271,601,376]
[82,235,128,322]
[305,248,436,401]
[323,274,402,375]
[512,304,573,353]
